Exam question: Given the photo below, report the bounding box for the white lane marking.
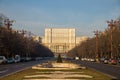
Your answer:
[0,69,8,74]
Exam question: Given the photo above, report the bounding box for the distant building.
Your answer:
[41,28,88,56]
[42,28,75,56]
[32,36,41,43]
[76,36,88,46]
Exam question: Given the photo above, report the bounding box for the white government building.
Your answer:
[41,28,88,56]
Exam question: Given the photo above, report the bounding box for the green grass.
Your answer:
[0,68,114,80]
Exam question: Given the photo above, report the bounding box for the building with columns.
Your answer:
[42,28,88,56]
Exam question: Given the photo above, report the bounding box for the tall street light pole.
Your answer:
[4,19,14,30]
[4,19,14,58]
[94,30,100,62]
[0,28,3,56]
[107,20,115,59]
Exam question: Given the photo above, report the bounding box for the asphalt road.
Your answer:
[74,60,120,80]
[1,59,120,80]
[0,60,48,78]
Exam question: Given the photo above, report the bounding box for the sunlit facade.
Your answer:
[41,28,88,56]
[76,36,88,46]
[32,36,41,43]
[43,28,75,55]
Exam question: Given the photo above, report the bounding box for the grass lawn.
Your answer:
[0,68,114,80]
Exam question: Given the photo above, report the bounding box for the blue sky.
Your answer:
[0,0,120,37]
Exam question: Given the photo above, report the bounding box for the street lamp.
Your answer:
[0,29,3,56]
[107,20,115,58]
[93,30,101,62]
[4,19,14,30]
[3,19,15,58]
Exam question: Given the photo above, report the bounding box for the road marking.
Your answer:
[0,60,48,78]
[0,69,8,74]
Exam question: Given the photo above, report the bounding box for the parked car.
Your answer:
[117,58,120,63]
[89,58,95,62]
[100,58,105,63]
[20,57,26,62]
[0,56,7,64]
[21,57,31,62]
[25,57,31,61]
[7,57,15,63]
[81,58,85,61]
[103,58,109,64]
[14,55,21,63]
[35,57,44,61]
[75,57,79,60]
[109,59,117,65]
[81,58,87,61]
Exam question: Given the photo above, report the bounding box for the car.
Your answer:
[14,55,21,63]
[81,58,88,61]
[25,57,31,61]
[100,58,105,63]
[109,59,117,65]
[35,57,44,61]
[89,58,95,62]
[20,57,26,62]
[81,58,85,61]
[75,57,79,60]
[103,58,109,64]
[21,57,31,62]
[117,58,120,63]
[0,56,7,64]
[7,57,15,63]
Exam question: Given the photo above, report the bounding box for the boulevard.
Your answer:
[0,0,120,80]
[0,59,120,80]
[74,60,120,79]
[0,60,48,78]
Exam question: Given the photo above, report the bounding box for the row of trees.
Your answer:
[0,14,54,58]
[67,18,120,59]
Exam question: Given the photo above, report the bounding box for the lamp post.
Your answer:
[4,19,14,58]
[4,19,14,30]
[107,20,115,58]
[18,30,27,57]
[119,44,120,57]
[0,28,3,55]
[94,30,100,62]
